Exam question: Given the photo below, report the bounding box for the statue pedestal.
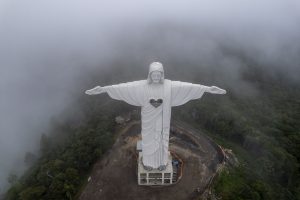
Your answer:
[137,151,175,185]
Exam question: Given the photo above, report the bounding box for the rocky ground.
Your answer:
[78,120,225,200]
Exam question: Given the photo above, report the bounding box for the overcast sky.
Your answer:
[1,0,300,192]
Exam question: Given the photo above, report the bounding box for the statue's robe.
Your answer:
[103,79,209,168]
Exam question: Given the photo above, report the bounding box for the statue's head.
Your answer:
[147,62,164,84]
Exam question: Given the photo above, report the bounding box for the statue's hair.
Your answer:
[147,62,164,84]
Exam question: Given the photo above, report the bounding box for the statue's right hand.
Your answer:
[85,90,94,95]
[85,86,103,95]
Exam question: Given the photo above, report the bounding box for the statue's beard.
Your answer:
[147,75,164,84]
[150,77,164,84]
[152,79,161,83]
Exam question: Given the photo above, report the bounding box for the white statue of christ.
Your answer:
[85,62,226,170]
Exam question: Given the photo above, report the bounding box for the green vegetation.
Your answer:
[213,166,273,200]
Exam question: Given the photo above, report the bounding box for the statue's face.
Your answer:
[150,71,162,83]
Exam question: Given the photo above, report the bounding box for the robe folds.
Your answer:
[103,79,209,168]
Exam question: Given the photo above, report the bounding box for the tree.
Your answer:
[40,133,51,154]
[24,152,37,166]
[7,173,18,185]
[19,186,46,200]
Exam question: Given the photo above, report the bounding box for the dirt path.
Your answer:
[78,120,225,200]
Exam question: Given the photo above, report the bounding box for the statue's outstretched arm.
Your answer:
[205,86,227,94]
[171,81,226,107]
[85,86,108,95]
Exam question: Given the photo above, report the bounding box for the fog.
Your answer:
[1,0,300,193]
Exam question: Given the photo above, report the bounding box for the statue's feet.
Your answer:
[158,165,167,171]
[143,165,153,171]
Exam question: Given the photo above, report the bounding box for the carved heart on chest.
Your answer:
[149,98,163,108]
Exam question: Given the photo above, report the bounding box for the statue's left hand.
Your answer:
[210,86,227,94]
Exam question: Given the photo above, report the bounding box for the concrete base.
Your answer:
[137,152,174,185]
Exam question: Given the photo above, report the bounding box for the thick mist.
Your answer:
[1,0,300,193]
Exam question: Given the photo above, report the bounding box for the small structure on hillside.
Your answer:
[115,113,131,125]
